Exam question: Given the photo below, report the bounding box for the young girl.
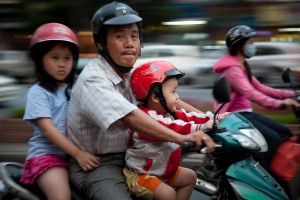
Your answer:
[20,23,100,200]
[124,60,226,200]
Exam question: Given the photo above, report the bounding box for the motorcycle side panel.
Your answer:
[219,113,254,131]
[189,189,212,200]
[226,157,289,200]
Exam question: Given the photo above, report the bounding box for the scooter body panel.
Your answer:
[219,113,254,130]
[226,157,289,200]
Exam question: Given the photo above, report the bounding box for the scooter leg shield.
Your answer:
[226,157,289,200]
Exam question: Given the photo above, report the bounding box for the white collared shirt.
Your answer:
[67,56,137,154]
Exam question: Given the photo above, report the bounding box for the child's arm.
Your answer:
[36,118,100,171]
[176,99,203,113]
[177,100,231,121]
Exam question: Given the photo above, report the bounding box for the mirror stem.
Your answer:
[213,103,225,133]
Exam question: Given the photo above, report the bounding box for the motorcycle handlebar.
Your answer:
[181,141,222,154]
[181,141,195,149]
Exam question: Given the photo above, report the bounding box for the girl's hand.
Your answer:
[75,151,101,171]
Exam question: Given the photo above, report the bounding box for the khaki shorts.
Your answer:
[123,166,182,200]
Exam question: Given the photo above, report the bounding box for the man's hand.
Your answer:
[184,131,215,153]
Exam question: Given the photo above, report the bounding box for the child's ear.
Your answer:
[151,94,160,103]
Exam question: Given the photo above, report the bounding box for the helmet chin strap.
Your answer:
[154,85,178,120]
[101,47,133,73]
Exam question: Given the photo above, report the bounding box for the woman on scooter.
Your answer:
[213,25,300,171]
[20,23,100,200]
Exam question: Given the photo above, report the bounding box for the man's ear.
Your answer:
[151,94,160,103]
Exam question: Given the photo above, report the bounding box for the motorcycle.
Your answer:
[0,75,291,200]
[181,75,290,200]
[268,68,300,200]
[0,161,86,200]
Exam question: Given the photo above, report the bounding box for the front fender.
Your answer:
[226,157,289,200]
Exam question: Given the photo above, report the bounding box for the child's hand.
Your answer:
[201,120,214,131]
[75,151,101,171]
[217,112,231,121]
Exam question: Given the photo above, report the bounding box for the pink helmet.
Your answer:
[30,22,79,48]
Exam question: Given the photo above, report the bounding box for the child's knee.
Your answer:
[184,168,197,184]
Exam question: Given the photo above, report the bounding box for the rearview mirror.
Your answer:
[282,68,291,83]
[282,68,297,91]
[212,75,231,104]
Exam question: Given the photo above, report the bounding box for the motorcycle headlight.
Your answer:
[238,128,268,152]
[231,134,260,151]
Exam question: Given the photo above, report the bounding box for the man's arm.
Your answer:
[122,109,215,151]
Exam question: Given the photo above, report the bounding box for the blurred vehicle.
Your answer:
[139,44,202,58]
[248,42,300,86]
[76,54,98,74]
[77,45,213,87]
[0,51,34,82]
[198,42,300,87]
[135,44,216,87]
[76,42,300,88]
[0,74,22,103]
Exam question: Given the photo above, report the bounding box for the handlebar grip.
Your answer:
[181,141,195,150]
[200,144,222,154]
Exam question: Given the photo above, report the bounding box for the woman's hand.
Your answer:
[282,98,300,108]
[75,151,101,171]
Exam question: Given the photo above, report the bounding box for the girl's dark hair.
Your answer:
[228,38,252,83]
[30,41,79,100]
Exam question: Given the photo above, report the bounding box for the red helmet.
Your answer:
[30,23,79,48]
[130,60,185,100]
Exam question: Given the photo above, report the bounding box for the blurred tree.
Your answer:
[20,0,176,33]
[22,0,72,33]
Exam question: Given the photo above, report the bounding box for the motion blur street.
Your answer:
[1,0,300,199]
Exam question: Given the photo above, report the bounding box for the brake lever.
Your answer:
[200,144,223,154]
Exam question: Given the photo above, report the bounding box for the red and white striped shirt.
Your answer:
[125,106,213,179]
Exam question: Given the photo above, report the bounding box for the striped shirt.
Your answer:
[125,106,213,178]
[67,56,137,154]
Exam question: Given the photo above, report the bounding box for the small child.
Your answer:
[124,60,221,200]
[20,23,100,200]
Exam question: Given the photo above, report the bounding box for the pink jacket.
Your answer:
[213,54,294,112]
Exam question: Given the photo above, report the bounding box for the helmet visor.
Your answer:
[164,68,185,80]
[104,12,142,25]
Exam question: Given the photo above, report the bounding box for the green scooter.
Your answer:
[182,75,289,200]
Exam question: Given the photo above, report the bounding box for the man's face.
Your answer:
[105,24,141,68]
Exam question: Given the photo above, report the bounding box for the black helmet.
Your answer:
[90,1,143,74]
[226,25,256,51]
[91,1,142,44]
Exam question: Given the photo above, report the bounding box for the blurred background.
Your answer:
[1,0,300,121]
